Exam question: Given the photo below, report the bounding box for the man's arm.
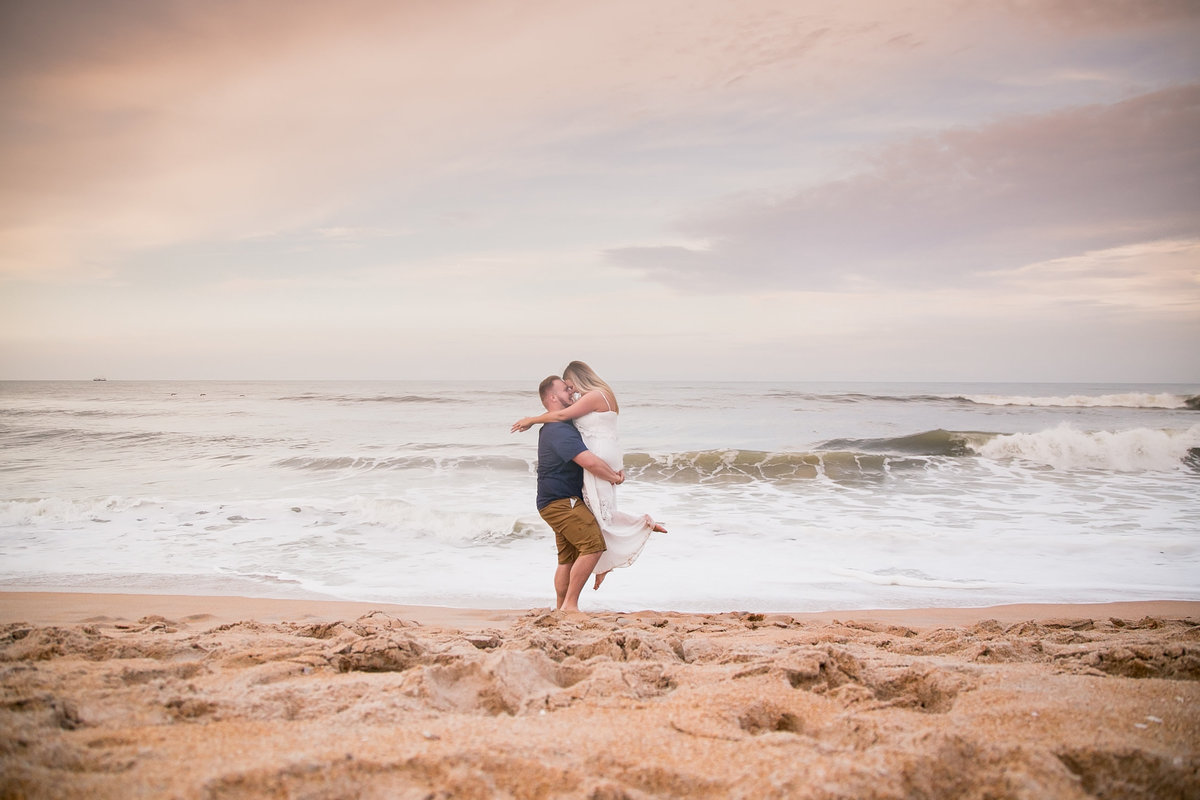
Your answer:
[573,450,625,485]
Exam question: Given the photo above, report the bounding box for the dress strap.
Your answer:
[601,392,612,412]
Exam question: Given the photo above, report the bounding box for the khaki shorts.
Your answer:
[539,497,606,565]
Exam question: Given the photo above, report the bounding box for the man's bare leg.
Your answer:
[561,551,602,612]
[554,563,572,610]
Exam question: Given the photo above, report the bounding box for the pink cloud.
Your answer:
[607,85,1200,289]
[1004,0,1200,31]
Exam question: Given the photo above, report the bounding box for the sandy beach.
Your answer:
[1,593,1197,799]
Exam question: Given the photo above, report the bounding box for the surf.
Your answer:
[973,423,1200,472]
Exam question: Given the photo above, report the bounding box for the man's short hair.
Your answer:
[538,375,562,402]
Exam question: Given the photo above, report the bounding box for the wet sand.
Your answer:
[2,593,1197,798]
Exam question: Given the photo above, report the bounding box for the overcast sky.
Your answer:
[1,0,1197,382]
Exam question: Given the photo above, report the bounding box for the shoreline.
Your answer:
[2,590,1197,629]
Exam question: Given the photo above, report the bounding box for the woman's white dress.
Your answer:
[573,409,656,575]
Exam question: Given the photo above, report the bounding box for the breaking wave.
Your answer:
[962,392,1198,410]
[817,426,1200,473]
[817,429,996,457]
[627,427,1200,481]
[275,425,1200,484]
[0,496,164,527]
[972,424,1200,472]
[623,449,930,483]
[766,390,1198,410]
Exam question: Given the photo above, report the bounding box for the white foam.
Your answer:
[829,567,1008,590]
[964,392,1193,409]
[344,495,541,544]
[4,380,1199,612]
[972,424,1200,472]
[0,496,158,526]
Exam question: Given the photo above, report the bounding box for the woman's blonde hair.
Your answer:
[562,360,618,411]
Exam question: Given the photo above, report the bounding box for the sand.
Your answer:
[1,593,1197,799]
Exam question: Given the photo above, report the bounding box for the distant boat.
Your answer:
[92,377,107,381]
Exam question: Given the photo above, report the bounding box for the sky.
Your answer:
[1,0,1198,383]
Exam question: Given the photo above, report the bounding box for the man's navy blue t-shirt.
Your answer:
[536,422,587,510]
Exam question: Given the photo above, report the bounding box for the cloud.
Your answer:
[0,1,1061,280]
[1003,0,1200,30]
[606,85,1200,290]
[988,238,1200,313]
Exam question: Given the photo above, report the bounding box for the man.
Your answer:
[533,375,625,612]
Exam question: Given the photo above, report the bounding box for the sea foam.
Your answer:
[4,379,1198,611]
[973,424,1200,472]
[964,392,1195,409]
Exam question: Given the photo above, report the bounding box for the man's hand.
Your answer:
[573,450,623,485]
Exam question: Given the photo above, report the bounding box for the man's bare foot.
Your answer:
[593,571,609,590]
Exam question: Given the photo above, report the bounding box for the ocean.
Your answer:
[1,380,1197,613]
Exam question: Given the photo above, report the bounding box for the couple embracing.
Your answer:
[512,361,666,612]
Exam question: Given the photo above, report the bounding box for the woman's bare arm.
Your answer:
[510,391,611,433]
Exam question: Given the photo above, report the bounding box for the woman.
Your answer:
[512,361,666,589]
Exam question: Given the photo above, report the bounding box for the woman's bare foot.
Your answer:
[593,570,610,590]
[643,514,667,533]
